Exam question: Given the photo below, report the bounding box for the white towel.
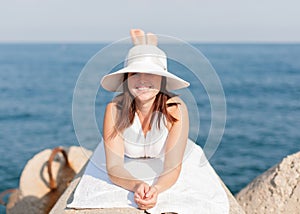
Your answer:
[67,140,229,214]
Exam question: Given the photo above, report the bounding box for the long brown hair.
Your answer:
[110,73,179,139]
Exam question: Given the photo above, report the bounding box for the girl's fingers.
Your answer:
[136,193,157,209]
[135,189,144,199]
[145,186,157,198]
[134,182,149,200]
[144,183,150,194]
[137,200,156,210]
[134,192,141,200]
[134,183,158,210]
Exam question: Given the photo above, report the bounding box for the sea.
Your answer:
[0,43,299,211]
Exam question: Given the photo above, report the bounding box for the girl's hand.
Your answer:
[134,182,150,202]
[134,184,158,210]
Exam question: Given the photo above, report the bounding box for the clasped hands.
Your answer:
[134,182,158,210]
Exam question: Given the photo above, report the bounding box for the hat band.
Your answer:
[126,55,167,70]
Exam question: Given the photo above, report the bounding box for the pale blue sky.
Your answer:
[1,0,299,43]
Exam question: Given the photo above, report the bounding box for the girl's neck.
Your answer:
[135,97,155,117]
[135,98,155,136]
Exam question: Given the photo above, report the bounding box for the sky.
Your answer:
[1,0,300,43]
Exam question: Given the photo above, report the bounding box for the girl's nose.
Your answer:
[137,73,148,81]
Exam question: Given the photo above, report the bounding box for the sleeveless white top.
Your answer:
[123,112,168,158]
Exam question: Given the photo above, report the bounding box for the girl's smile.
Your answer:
[127,73,162,102]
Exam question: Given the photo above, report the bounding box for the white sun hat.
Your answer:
[100,44,190,92]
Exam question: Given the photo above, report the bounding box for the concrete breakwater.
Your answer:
[236,151,300,213]
[3,146,300,213]
[4,147,92,214]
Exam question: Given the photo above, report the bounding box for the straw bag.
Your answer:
[1,146,91,214]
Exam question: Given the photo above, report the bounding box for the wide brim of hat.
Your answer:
[101,62,190,92]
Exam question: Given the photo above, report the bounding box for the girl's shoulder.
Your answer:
[111,94,124,103]
[106,94,124,109]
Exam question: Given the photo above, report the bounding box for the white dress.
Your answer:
[68,113,229,214]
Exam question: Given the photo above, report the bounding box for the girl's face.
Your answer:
[127,73,162,102]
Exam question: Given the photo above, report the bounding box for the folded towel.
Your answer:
[67,140,229,214]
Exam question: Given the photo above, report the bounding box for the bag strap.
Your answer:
[47,147,70,190]
[0,189,17,206]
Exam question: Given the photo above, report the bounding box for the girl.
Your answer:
[101,29,190,210]
[69,29,229,214]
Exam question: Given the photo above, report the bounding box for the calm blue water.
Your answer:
[0,43,299,209]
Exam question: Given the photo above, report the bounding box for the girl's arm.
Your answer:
[136,97,189,208]
[153,97,189,193]
[103,102,145,192]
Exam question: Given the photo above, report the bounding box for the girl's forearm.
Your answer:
[153,165,181,193]
[107,165,144,192]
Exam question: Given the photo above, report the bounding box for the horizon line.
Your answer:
[0,40,300,45]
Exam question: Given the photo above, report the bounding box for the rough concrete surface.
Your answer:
[236,151,300,214]
[5,145,244,213]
